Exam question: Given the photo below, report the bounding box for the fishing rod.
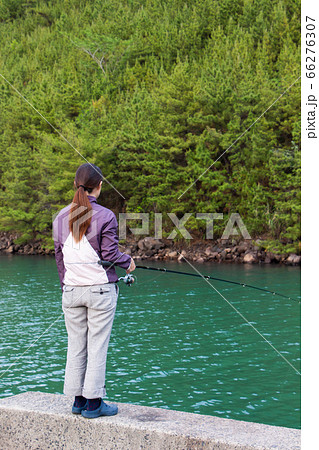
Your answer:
[98,260,300,303]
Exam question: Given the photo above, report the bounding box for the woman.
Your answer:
[53,163,135,419]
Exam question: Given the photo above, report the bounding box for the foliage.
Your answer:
[0,0,300,251]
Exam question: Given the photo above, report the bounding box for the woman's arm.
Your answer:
[53,214,66,290]
[54,240,65,290]
[100,213,132,270]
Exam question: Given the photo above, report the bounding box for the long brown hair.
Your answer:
[69,163,103,242]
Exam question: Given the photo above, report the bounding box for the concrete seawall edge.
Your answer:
[0,392,300,449]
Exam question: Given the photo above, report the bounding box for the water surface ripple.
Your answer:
[0,255,300,428]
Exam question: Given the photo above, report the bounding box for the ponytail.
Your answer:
[69,163,103,243]
[69,186,93,243]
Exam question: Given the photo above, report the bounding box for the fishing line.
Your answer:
[181,256,301,376]
[0,72,125,198]
[98,259,301,375]
[133,273,163,286]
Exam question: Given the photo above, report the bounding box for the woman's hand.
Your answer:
[126,258,136,274]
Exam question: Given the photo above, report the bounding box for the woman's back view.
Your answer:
[53,163,135,418]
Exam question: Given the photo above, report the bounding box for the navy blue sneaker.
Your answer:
[81,400,118,419]
[72,400,88,414]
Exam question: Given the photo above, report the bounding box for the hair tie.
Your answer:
[78,184,86,189]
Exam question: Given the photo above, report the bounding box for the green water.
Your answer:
[0,254,300,428]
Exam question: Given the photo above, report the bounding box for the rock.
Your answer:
[220,250,227,259]
[265,252,275,262]
[225,248,232,253]
[286,254,301,265]
[197,257,204,263]
[178,250,187,262]
[137,239,146,251]
[139,238,161,254]
[205,247,212,256]
[168,251,177,258]
[286,254,295,264]
[237,244,248,254]
[137,237,165,252]
[143,237,165,251]
[243,252,256,264]
[5,245,15,253]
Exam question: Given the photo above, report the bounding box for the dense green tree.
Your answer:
[0,0,301,252]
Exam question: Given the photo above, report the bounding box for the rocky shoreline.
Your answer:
[0,232,301,266]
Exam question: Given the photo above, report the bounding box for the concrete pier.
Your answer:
[0,392,300,449]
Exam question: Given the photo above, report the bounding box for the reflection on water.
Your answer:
[0,255,300,428]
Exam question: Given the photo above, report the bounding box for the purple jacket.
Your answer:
[53,196,131,289]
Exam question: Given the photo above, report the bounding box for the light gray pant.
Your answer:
[62,283,119,399]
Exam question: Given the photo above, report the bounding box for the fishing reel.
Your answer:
[118,273,135,286]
